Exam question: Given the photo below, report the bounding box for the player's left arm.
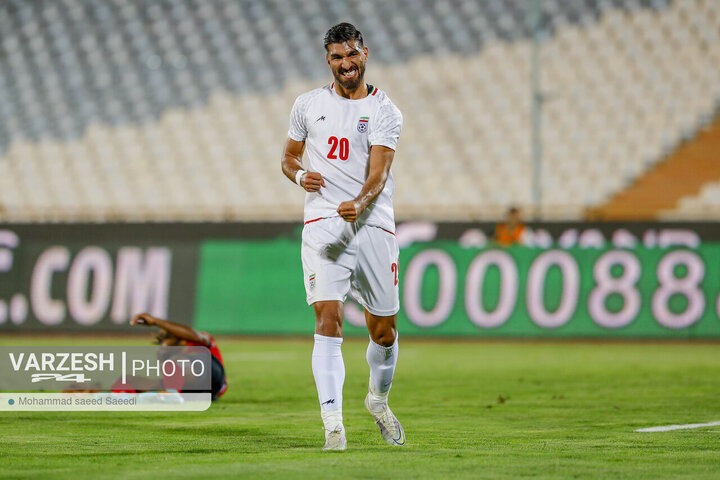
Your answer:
[337,145,395,222]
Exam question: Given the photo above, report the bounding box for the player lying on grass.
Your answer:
[125,313,228,401]
[281,22,405,451]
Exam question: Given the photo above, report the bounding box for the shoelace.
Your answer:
[324,426,343,436]
[375,407,397,432]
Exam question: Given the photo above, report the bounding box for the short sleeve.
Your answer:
[288,95,309,141]
[369,104,403,150]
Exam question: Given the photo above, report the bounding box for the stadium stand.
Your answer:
[590,114,720,220]
[667,182,720,220]
[0,0,718,222]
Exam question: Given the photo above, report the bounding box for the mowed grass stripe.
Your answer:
[0,337,719,479]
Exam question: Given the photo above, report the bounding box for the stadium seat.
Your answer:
[0,0,719,221]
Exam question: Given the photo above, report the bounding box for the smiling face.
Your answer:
[326,38,368,92]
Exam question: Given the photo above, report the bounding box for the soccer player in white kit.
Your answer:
[281,23,405,451]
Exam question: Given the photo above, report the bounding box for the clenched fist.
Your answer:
[301,172,325,192]
[337,200,365,222]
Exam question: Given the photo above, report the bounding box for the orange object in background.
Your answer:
[495,207,525,247]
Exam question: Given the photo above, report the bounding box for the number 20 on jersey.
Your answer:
[328,136,349,161]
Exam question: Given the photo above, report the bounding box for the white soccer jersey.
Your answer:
[288,83,403,232]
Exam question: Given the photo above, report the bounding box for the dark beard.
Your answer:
[335,65,365,91]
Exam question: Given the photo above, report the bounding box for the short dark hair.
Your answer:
[154,329,177,345]
[323,22,363,51]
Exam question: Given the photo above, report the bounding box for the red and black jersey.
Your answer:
[187,333,224,366]
[113,333,227,400]
[187,333,227,400]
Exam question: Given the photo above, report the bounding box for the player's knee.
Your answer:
[314,302,343,337]
[316,316,342,337]
[370,323,396,347]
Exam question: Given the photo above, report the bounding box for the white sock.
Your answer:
[366,334,398,406]
[312,334,345,431]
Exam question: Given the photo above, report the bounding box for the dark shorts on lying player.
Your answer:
[112,336,228,401]
[179,355,227,401]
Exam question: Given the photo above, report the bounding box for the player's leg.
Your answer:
[314,299,344,337]
[311,300,346,450]
[302,218,355,451]
[352,225,405,445]
[364,311,405,445]
[365,311,398,402]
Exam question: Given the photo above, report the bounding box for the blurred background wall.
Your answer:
[1,0,719,336]
[1,0,718,222]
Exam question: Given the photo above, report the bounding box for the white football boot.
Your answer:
[365,393,406,446]
[322,424,347,451]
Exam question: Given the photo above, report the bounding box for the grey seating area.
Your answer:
[0,0,718,222]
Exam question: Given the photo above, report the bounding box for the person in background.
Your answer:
[495,207,526,247]
[128,313,228,401]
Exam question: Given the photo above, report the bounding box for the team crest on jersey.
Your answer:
[357,116,369,133]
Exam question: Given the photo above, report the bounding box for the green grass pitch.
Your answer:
[1,336,720,479]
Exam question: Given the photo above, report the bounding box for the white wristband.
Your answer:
[295,169,307,186]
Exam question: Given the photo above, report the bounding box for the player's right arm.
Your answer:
[282,92,325,192]
[131,313,210,347]
[281,138,325,192]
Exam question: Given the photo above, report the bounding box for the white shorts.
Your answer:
[301,216,400,317]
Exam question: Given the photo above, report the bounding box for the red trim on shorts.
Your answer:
[331,82,334,89]
[304,217,324,225]
[379,227,395,236]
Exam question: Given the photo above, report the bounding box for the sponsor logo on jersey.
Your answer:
[357,116,369,133]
